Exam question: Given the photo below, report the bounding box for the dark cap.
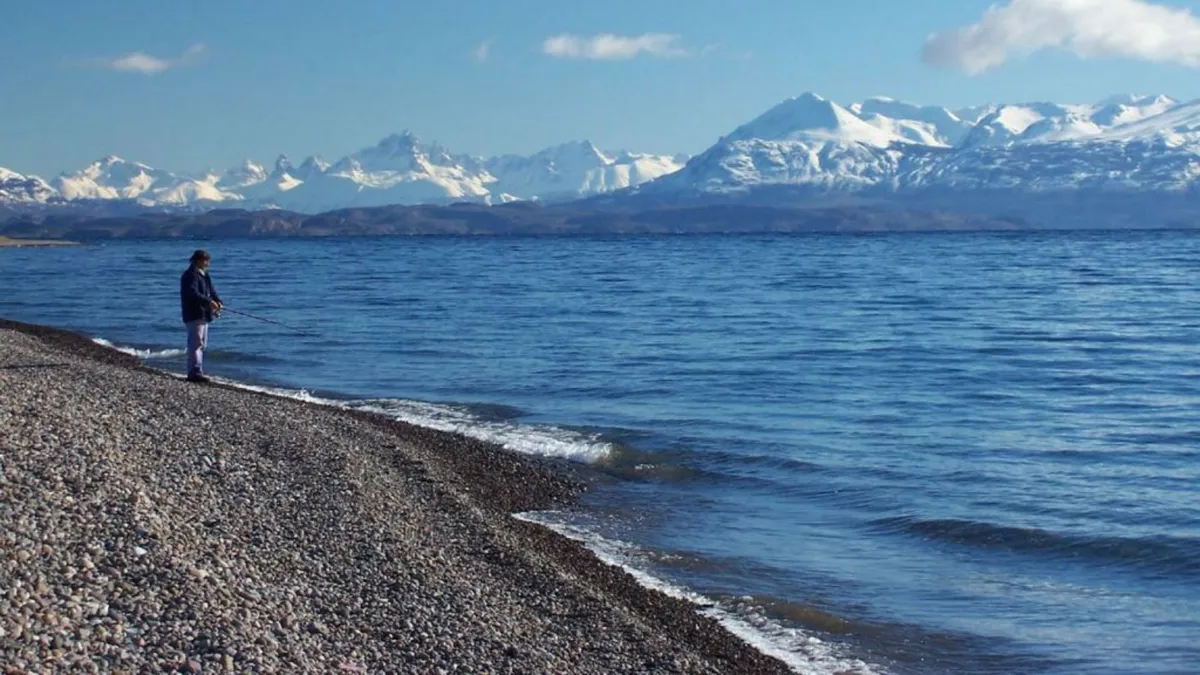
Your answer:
[190,249,211,262]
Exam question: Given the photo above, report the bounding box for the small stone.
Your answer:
[186,659,202,673]
[133,546,147,557]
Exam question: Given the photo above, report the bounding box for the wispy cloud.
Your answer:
[698,43,753,61]
[923,0,1200,75]
[542,33,688,60]
[80,43,207,75]
[473,39,493,63]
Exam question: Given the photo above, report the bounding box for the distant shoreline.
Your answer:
[0,235,79,247]
[0,202,1031,239]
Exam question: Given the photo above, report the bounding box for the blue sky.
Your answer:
[4,0,1200,176]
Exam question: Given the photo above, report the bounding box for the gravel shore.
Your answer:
[0,321,793,674]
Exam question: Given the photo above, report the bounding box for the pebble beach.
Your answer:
[0,320,794,674]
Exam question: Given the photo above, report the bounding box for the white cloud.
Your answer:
[542,33,688,60]
[923,0,1200,75]
[473,39,493,63]
[84,43,207,75]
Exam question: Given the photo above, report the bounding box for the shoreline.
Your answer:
[0,318,797,674]
[0,235,79,247]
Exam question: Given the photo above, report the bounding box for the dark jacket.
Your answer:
[180,266,221,324]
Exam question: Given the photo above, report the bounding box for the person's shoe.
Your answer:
[186,371,212,384]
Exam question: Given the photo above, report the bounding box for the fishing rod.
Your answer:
[218,307,318,337]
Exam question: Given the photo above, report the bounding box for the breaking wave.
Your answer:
[212,380,613,465]
[515,511,884,675]
[93,337,186,360]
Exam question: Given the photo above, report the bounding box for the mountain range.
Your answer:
[635,92,1189,198]
[0,135,686,213]
[5,91,1200,229]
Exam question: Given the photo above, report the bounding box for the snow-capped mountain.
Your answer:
[853,97,972,146]
[0,134,682,213]
[637,91,1200,203]
[655,93,907,193]
[232,155,305,203]
[292,155,330,182]
[953,104,1000,126]
[1090,95,1176,129]
[0,167,59,205]
[217,159,268,190]
[483,141,683,201]
[953,96,1179,147]
[274,132,495,212]
[280,132,685,211]
[52,156,242,206]
[1086,99,1200,145]
[54,156,172,201]
[960,104,1076,147]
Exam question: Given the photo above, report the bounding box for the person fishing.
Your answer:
[180,249,222,383]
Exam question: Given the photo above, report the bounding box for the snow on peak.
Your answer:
[995,105,1053,132]
[0,166,58,204]
[955,97,1180,147]
[532,140,612,167]
[960,104,1066,147]
[334,130,454,175]
[296,155,330,177]
[856,97,970,146]
[724,92,902,147]
[482,140,681,200]
[1096,94,1176,109]
[1134,94,1176,108]
[41,155,246,204]
[368,131,446,164]
[1098,94,1145,106]
[1088,98,1200,145]
[54,156,172,200]
[1090,95,1178,128]
[1017,114,1103,143]
[375,131,421,152]
[218,159,268,189]
[954,104,1000,126]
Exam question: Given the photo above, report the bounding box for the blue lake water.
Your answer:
[3,231,1199,674]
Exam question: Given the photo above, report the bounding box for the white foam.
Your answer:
[515,511,885,675]
[214,381,612,464]
[348,398,612,463]
[93,337,186,360]
[216,379,333,405]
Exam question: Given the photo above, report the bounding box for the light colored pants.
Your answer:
[186,320,209,375]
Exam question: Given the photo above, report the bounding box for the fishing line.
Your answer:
[219,307,319,337]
